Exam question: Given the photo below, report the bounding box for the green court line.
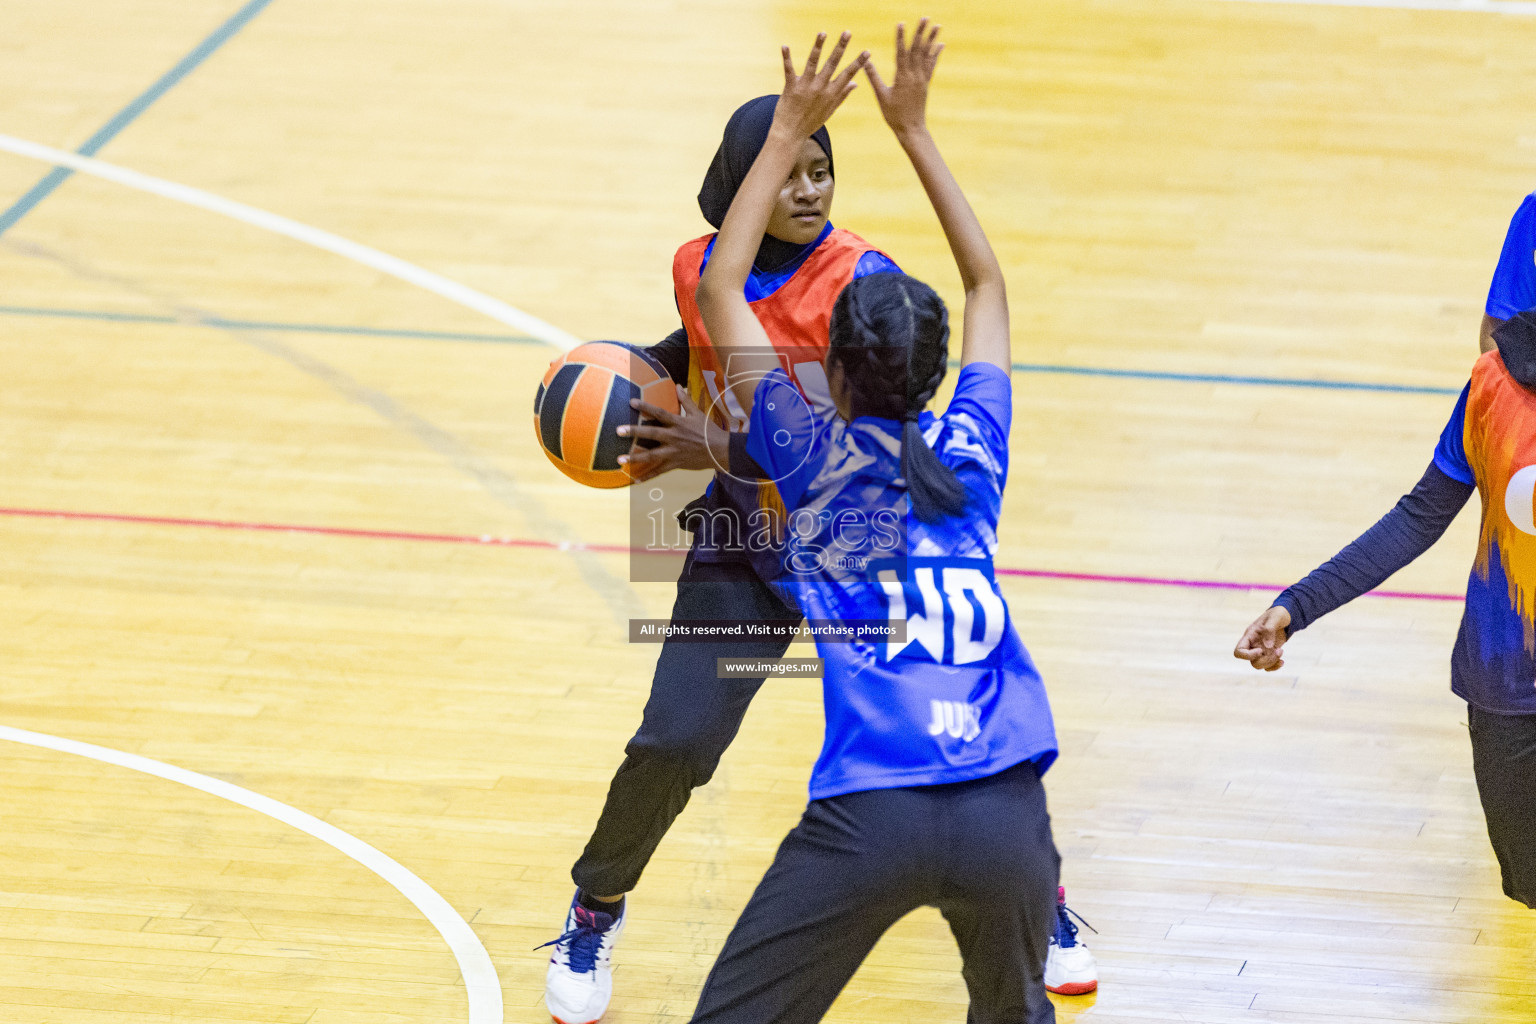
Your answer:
[0,302,1463,395]
[0,304,539,344]
[0,0,276,237]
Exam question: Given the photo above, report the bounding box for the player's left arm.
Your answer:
[696,31,868,416]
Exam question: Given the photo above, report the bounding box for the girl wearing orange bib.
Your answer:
[543,92,896,1024]
[1237,310,1536,910]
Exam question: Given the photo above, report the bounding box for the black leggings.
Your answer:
[572,554,801,896]
[1468,704,1536,909]
[691,761,1060,1024]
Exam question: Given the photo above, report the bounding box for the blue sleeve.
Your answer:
[939,363,1012,475]
[1432,383,1473,486]
[853,250,900,278]
[745,370,827,510]
[1487,194,1536,320]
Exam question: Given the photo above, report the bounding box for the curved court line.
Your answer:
[0,133,579,351]
[0,504,1465,603]
[0,724,504,1024]
[1209,0,1536,12]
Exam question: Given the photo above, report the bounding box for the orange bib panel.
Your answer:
[673,228,885,431]
[672,228,889,526]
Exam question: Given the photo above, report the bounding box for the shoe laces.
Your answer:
[1053,901,1097,949]
[536,906,614,975]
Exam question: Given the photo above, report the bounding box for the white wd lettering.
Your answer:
[1506,465,1536,535]
[879,568,947,662]
[926,699,982,742]
[944,567,1006,665]
[879,567,1006,665]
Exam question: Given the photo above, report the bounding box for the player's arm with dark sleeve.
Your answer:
[1273,462,1473,632]
[1235,387,1475,670]
[1276,384,1475,631]
[643,324,691,387]
[1481,193,1536,354]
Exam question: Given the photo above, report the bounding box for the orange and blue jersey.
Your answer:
[672,222,897,579]
[1435,351,1536,714]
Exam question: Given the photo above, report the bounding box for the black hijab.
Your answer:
[1495,310,1536,392]
[697,95,833,273]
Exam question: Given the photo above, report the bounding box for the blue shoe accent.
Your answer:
[1052,888,1097,950]
[1053,900,1080,949]
[537,898,617,975]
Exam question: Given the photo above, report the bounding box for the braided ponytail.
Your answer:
[829,274,969,522]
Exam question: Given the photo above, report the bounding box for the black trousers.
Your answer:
[1467,704,1536,909]
[572,554,802,896]
[690,761,1060,1024]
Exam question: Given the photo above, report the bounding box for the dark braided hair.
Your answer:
[827,273,968,522]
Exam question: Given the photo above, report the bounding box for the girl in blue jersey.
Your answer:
[686,23,1062,1023]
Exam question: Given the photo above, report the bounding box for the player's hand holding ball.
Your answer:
[533,341,681,488]
[617,387,725,482]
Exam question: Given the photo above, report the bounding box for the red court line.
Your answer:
[0,505,630,555]
[0,505,1463,603]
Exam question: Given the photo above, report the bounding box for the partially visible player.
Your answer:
[540,62,906,1024]
[687,23,1063,1022]
[1235,311,1536,911]
[1480,191,1536,353]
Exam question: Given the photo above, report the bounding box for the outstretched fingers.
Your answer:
[919,21,944,72]
[802,32,827,77]
[863,58,888,95]
[820,30,852,79]
[832,48,870,92]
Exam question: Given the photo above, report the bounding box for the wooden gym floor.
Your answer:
[0,0,1532,1020]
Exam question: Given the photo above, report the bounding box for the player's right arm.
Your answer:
[1233,386,1476,671]
[865,20,1009,377]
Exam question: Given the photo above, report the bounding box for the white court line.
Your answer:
[0,724,503,1024]
[1209,0,1536,13]
[0,134,580,351]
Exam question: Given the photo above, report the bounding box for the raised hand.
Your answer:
[772,31,869,140]
[1233,606,1292,672]
[866,19,944,137]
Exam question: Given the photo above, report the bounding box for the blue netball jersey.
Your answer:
[746,362,1058,800]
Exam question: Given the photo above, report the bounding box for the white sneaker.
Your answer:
[542,893,626,1024]
[1044,887,1098,995]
